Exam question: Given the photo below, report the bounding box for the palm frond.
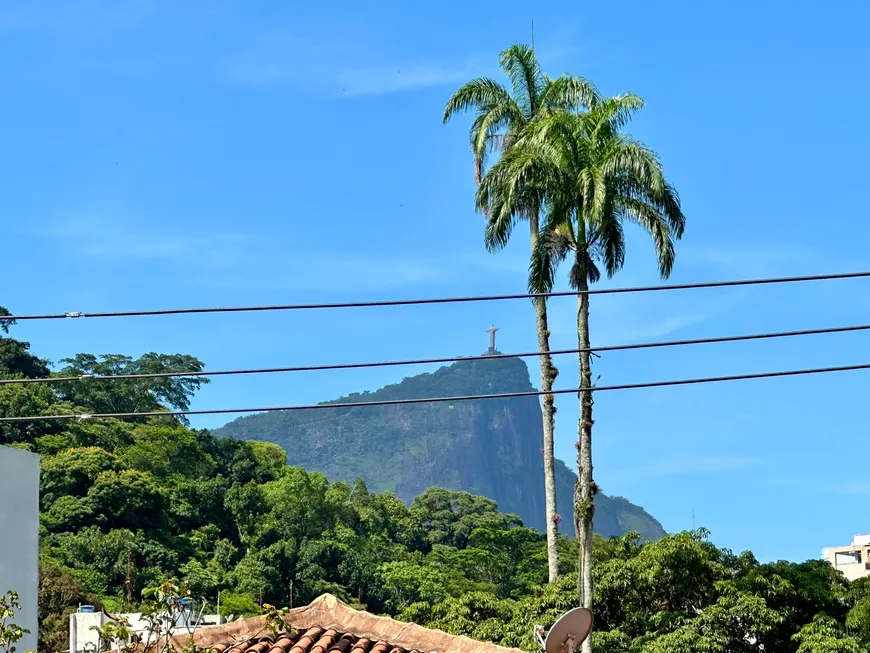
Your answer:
[443,78,514,124]
[569,251,600,288]
[617,196,676,279]
[498,44,542,119]
[574,96,642,156]
[660,179,686,239]
[502,91,684,286]
[541,74,602,112]
[606,143,686,246]
[594,212,626,278]
[468,101,525,182]
[529,230,564,294]
[478,144,552,251]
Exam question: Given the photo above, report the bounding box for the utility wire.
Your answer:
[1,270,869,322]
[4,321,870,387]
[2,360,869,423]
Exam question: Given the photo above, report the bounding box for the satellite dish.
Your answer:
[537,608,594,653]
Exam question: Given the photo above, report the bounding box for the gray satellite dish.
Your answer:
[537,608,593,653]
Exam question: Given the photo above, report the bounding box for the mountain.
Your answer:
[214,356,666,540]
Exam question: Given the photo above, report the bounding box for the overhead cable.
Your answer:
[1,270,868,322]
[2,360,868,423]
[4,321,870,387]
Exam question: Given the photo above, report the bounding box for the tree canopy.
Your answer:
[0,331,865,653]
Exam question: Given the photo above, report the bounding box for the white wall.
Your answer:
[0,446,40,653]
[70,612,224,653]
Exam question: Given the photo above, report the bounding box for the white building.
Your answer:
[0,446,40,653]
[69,603,223,653]
[823,534,870,582]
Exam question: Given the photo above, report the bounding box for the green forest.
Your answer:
[215,356,666,542]
[2,320,870,653]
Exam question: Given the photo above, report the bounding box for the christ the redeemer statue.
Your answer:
[485,325,500,355]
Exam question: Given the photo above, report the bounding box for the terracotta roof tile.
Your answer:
[170,594,524,653]
[269,635,296,653]
[349,637,373,653]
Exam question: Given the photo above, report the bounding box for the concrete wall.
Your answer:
[69,611,106,653]
[823,544,870,582]
[70,612,224,653]
[0,446,40,652]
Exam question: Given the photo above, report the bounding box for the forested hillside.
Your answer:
[2,322,869,652]
[215,357,665,541]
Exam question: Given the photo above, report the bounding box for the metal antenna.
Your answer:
[534,625,546,650]
[532,19,535,50]
[126,549,132,611]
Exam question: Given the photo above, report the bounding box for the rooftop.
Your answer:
[170,594,523,653]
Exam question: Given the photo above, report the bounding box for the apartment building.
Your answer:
[823,534,870,581]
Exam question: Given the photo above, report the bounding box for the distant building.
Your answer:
[823,534,870,581]
[0,446,40,653]
[70,601,223,653]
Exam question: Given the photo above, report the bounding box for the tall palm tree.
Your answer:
[444,44,600,582]
[479,96,685,636]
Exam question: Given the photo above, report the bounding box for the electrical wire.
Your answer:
[2,360,869,423]
[4,321,870,387]
[1,270,869,322]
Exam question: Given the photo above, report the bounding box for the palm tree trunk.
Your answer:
[574,250,595,653]
[529,217,560,583]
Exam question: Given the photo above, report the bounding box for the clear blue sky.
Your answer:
[2,1,869,563]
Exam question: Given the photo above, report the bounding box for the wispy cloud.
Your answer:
[314,256,449,289]
[679,241,821,277]
[30,214,248,264]
[832,481,870,495]
[465,253,530,275]
[595,310,717,344]
[335,63,477,98]
[31,211,458,293]
[768,477,870,496]
[0,1,166,35]
[544,290,724,342]
[228,23,586,99]
[616,455,764,481]
[229,53,487,98]
[202,254,450,294]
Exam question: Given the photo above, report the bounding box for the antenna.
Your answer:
[126,548,132,612]
[532,19,535,50]
[535,608,593,653]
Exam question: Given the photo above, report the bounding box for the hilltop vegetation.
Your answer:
[215,357,665,541]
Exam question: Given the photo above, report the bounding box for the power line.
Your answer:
[3,321,870,387]
[2,270,868,322]
[2,360,869,423]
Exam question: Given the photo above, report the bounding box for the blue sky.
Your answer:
[2,0,869,562]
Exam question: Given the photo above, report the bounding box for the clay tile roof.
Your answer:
[170,594,524,653]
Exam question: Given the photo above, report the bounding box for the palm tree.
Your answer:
[444,44,600,582]
[479,96,685,634]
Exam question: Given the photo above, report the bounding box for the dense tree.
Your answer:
[4,330,863,653]
[55,353,209,424]
[444,44,600,581]
[0,382,61,445]
[0,305,13,334]
[38,561,100,653]
[0,337,50,379]
[479,95,686,630]
[40,447,122,507]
